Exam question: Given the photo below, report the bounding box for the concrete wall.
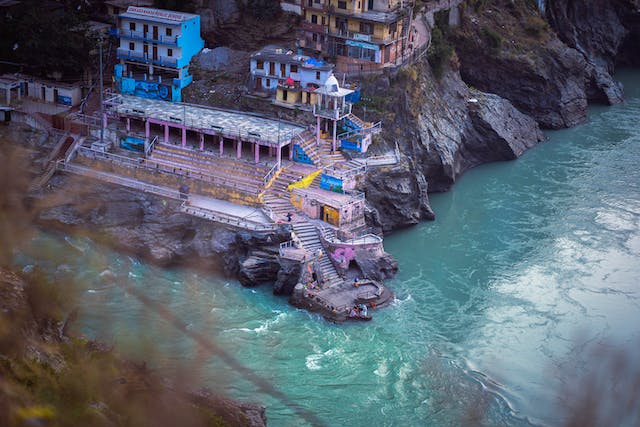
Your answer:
[74,155,260,206]
[24,81,82,106]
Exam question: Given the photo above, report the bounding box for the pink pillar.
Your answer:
[289,145,293,160]
[316,116,321,146]
[332,119,337,152]
[145,119,150,138]
[181,127,186,147]
[276,145,282,168]
[164,124,169,143]
[103,113,108,130]
[219,136,223,155]
[236,139,242,159]
[199,133,204,151]
[254,143,260,163]
[126,118,130,132]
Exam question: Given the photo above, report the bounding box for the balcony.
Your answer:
[116,28,180,46]
[117,48,178,68]
[299,38,325,52]
[251,68,280,79]
[300,21,325,33]
[313,103,351,120]
[304,1,327,12]
[278,80,302,90]
[328,29,389,45]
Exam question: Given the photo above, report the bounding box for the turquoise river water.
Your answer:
[15,71,640,426]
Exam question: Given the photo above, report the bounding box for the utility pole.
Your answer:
[99,34,104,144]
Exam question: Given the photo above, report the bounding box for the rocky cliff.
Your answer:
[545,0,640,100]
[358,0,639,229]
[35,174,291,287]
[359,60,543,231]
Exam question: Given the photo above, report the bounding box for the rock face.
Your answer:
[361,61,543,229]
[354,249,398,282]
[36,174,291,285]
[545,0,640,101]
[450,0,599,128]
[449,0,640,128]
[273,259,302,295]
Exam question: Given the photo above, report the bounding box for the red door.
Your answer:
[153,26,158,40]
[143,44,149,59]
[152,45,158,61]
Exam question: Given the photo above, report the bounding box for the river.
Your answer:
[14,70,640,426]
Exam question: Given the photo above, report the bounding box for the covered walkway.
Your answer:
[105,94,306,167]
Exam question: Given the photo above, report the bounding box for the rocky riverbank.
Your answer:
[352,0,640,230]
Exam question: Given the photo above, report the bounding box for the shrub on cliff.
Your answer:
[428,12,455,78]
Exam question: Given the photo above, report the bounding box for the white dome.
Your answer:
[324,75,340,93]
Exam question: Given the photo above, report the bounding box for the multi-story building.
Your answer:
[249,45,335,110]
[113,6,204,102]
[299,0,413,73]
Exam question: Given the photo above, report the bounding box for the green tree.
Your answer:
[0,0,94,79]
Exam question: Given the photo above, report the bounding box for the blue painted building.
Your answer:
[114,6,204,102]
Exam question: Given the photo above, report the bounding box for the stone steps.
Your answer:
[150,152,264,193]
[291,221,343,288]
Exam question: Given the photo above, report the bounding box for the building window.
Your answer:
[389,22,397,35]
[312,33,318,42]
[360,22,373,35]
[256,60,264,70]
[322,16,326,25]
[166,28,172,36]
[283,90,288,101]
[311,14,317,24]
[338,1,347,9]
[129,42,134,50]
[129,22,135,31]
[266,79,271,88]
[167,48,173,57]
[315,71,320,80]
[290,65,298,73]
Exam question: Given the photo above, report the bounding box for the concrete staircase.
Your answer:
[291,221,342,288]
[150,143,272,195]
[295,130,322,165]
[345,113,366,130]
[261,167,302,221]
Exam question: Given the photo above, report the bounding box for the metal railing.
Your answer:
[57,161,181,199]
[145,135,158,156]
[313,103,352,120]
[116,49,178,67]
[180,202,277,232]
[337,121,382,140]
[115,28,180,45]
[76,146,264,195]
[263,161,280,185]
[323,162,366,179]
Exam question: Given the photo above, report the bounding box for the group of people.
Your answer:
[349,303,369,318]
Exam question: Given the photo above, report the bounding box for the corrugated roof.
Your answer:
[119,6,198,24]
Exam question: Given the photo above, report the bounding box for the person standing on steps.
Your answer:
[286,212,292,222]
